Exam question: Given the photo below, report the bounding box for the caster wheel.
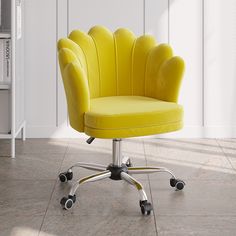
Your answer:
[139,200,153,215]
[170,178,185,191]
[59,171,73,182]
[60,195,76,210]
[126,158,132,167]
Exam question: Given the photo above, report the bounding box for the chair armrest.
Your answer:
[156,56,185,103]
[59,48,90,132]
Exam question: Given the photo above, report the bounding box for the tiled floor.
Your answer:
[0,138,236,236]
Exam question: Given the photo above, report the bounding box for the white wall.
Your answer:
[169,0,203,137]
[204,0,236,137]
[25,0,57,136]
[24,0,236,138]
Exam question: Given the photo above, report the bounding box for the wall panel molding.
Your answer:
[204,0,236,129]
[169,0,203,128]
[68,0,143,35]
[57,0,68,127]
[145,0,168,43]
[25,0,57,128]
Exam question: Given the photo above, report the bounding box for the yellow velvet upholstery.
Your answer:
[58,26,185,138]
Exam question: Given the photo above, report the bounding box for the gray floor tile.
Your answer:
[15,138,68,155]
[46,178,151,217]
[0,153,65,180]
[62,152,112,169]
[0,215,43,236]
[146,156,236,181]
[144,138,235,180]
[1,138,236,236]
[156,216,236,236]
[0,139,12,157]
[217,139,236,170]
[67,138,111,154]
[40,214,157,236]
[144,138,221,153]
[217,139,236,154]
[150,179,236,216]
[144,139,224,160]
[0,138,68,157]
[0,199,48,218]
[0,180,54,217]
[67,138,145,158]
[122,138,145,155]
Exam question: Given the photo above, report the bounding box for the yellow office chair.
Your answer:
[57,26,185,215]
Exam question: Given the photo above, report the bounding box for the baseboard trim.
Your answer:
[26,125,236,138]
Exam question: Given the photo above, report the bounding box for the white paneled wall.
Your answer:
[204,0,236,136]
[57,0,68,127]
[168,0,203,137]
[25,0,57,136]
[145,0,168,43]
[68,0,144,35]
[24,0,236,138]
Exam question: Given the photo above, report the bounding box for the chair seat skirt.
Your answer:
[84,96,183,138]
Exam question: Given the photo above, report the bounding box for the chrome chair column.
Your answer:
[112,138,122,166]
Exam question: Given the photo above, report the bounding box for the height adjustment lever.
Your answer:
[86,137,95,144]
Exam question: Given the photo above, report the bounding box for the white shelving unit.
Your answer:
[0,32,11,38]
[0,84,10,89]
[0,0,25,158]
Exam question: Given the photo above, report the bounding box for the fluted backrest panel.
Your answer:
[57,38,87,72]
[114,28,136,95]
[61,26,162,98]
[88,26,117,97]
[132,35,156,95]
[69,30,100,98]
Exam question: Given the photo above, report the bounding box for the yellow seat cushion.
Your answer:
[84,96,183,138]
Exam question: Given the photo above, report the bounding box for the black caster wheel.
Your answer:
[170,178,185,191]
[139,200,153,215]
[60,195,76,210]
[126,158,132,167]
[59,171,73,183]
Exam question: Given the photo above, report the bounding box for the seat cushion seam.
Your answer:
[85,120,182,130]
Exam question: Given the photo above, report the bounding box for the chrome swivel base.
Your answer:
[59,139,185,215]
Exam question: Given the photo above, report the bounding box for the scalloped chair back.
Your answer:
[57,26,184,137]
